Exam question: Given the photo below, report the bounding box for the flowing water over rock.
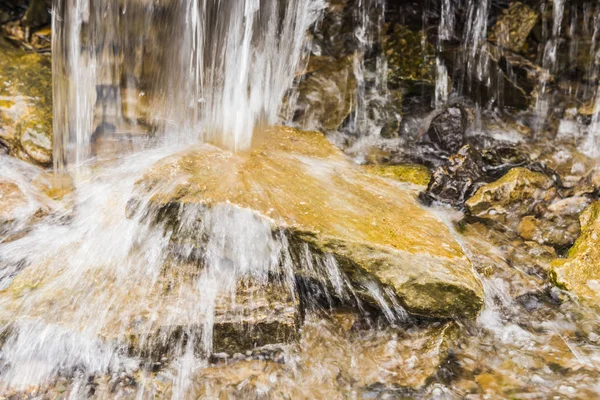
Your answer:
[3,0,600,398]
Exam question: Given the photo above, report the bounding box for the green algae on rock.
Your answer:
[551,201,600,304]
[136,127,484,319]
[0,37,52,166]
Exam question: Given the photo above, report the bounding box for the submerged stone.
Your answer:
[1,264,298,361]
[551,201,600,304]
[518,214,581,249]
[137,127,484,319]
[190,316,460,397]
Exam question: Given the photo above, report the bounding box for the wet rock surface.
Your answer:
[465,167,557,225]
[137,127,484,319]
[4,0,600,398]
[421,144,487,207]
[551,200,600,305]
[287,55,356,132]
[0,36,52,166]
[488,2,539,54]
[426,106,469,154]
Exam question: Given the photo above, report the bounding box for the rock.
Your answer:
[348,323,460,390]
[518,215,580,249]
[137,127,484,319]
[0,181,28,227]
[488,2,539,54]
[465,167,556,225]
[426,106,469,154]
[21,0,49,29]
[125,278,299,359]
[309,0,357,58]
[290,55,356,132]
[1,262,299,361]
[536,145,596,190]
[190,316,460,397]
[485,44,543,109]
[383,24,436,89]
[458,221,548,300]
[363,164,431,186]
[0,156,56,240]
[551,201,600,305]
[0,37,52,166]
[421,145,487,208]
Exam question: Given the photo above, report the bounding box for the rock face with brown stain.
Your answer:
[0,37,52,166]
[551,201,600,304]
[136,126,484,319]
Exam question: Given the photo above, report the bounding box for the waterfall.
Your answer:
[534,0,566,131]
[51,0,325,171]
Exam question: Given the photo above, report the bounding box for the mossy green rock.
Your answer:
[551,201,600,304]
[137,127,484,319]
[0,37,52,166]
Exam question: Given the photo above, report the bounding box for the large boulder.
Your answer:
[136,126,484,319]
[550,201,600,304]
[0,37,52,166]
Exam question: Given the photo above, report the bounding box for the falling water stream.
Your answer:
[4,0,600,398]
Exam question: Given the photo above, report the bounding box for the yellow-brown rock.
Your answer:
[551,201,600,304]
[137,126,484,319]
[363,164,431,186]
[466,167,555,224]
[0,37,52,166]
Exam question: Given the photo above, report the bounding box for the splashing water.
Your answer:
[52,0,325,170]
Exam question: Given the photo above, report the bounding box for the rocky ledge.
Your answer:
[135,126,484,319]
